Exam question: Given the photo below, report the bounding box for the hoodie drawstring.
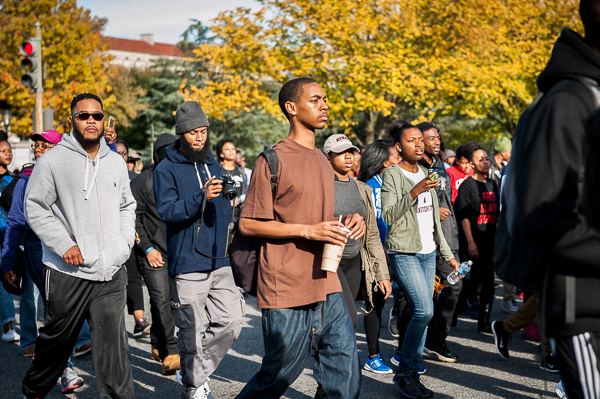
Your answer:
[193,162,213,189]
[83,156,99,200]
[194,163,203,189]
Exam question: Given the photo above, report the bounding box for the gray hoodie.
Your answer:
[24,132,136,281]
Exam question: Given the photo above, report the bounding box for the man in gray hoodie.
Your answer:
[21,93,137,399]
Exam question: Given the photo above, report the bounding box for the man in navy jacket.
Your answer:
[154,101,243,399]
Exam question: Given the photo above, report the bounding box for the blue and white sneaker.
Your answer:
[555,380,568,398]
[390,347,426,374]
[364,354,393,374]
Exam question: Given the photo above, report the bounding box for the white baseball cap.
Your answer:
[323,134,359,155]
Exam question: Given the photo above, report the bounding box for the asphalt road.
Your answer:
[1,281,561,399]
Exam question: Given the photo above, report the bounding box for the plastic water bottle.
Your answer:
[447,260,473,285]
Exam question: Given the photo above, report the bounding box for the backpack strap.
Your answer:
[261,149,279,195]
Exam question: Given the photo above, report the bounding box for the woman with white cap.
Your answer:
[323,133,393,375]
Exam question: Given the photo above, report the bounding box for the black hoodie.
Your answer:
[516,28,600,337]
[130,133,177,255]
[418,155,460,252]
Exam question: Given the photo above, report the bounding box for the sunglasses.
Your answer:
[72,111,104,122]
[31,143,56,150]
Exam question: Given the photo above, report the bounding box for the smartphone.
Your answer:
[428,168,439,181]
[108,116,115,129]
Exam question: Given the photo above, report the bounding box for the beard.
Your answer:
[73,124,103,147]
[179,134,212,162]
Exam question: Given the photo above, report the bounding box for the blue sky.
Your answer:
[78,0,259,44]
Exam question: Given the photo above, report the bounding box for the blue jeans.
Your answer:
[24,237,91,364]
[19,261,39,350]
[0,284,16,326]
[235,292,361,399]
[389,251,436,374]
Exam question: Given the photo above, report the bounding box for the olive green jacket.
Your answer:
[381,164,454,261]
[356,180,390,307]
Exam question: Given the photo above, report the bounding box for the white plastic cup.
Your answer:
[321,226,351,272]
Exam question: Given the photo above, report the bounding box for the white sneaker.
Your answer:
[191,380,214,399]
[2,329,20,342]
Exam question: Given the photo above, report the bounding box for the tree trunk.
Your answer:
[364,110,378,146]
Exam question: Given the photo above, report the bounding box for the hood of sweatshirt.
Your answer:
[537,28,600,93]
[58,132,112,200]
[153,133,177,165]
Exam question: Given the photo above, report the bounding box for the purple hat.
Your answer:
[30,130,62,144]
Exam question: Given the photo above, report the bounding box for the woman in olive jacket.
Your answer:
[381,124,460,399]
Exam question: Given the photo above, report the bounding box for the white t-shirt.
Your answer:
[400,167,437,254]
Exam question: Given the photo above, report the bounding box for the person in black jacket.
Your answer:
[130,133,180,375]
[416,122,462,363]
[516,2,600,397]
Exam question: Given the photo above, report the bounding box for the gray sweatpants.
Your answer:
[173,266,244,399]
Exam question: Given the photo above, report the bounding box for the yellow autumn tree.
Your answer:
[183,0,580,145]
[0,0,112,135]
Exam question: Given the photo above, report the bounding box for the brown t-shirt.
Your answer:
[240,137,342,309]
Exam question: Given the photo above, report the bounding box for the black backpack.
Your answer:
[494,76,600,292]
[229,149,278,296]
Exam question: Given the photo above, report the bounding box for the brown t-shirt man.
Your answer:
[240,138,342,309]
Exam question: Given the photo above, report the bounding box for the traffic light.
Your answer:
[19,39,41,91]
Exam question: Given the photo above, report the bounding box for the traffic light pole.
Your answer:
[34,22,43,134]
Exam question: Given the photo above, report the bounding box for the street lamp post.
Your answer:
[2,109,12,134]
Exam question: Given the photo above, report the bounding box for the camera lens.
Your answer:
[220,175,238,201]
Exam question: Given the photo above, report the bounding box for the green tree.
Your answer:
[184,0,580,146]
[0,0,112,135]
[104,66,148,134]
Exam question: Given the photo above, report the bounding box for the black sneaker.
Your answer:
[540,353,560,373]
[491,321,511,359]
[414,373,434,398]
[133,319,151,338]
[393,372,423,399]
[389,308,400,338]
[424,343,459,363]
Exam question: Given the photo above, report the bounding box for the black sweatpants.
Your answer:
[126,252,144,315]
[426,252,462,347]
[337,254,386,356]
[23,266,134,399]
[553,331,600,399]
[454,237,495,328]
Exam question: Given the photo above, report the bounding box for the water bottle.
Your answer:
[447,260,473,285]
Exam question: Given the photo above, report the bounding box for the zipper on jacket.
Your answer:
[93,162,107,281]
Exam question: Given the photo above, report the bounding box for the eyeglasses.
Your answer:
[72,111,104,122]
[31,143,56,150]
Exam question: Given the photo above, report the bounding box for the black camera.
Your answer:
[218,175,237,201]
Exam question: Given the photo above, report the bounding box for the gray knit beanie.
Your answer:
[175,101,209,135]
